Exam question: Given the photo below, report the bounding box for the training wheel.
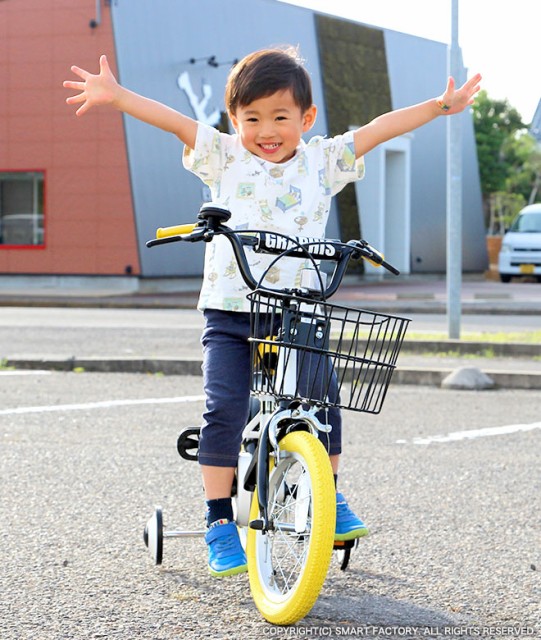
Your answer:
[144,506,164,565]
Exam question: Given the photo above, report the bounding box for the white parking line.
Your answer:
[0,395,206,416]
[397,421,541,445]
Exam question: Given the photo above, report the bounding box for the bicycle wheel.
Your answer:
[247,430,335,625]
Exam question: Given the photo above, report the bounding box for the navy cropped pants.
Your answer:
[198,309,342,467]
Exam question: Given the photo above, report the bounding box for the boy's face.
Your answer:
[230,89,316,164]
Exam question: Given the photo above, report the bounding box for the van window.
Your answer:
[509,212,541,233]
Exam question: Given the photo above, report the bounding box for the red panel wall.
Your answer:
[0,0,140,275]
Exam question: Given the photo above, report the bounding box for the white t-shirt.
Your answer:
[183,122,365,312]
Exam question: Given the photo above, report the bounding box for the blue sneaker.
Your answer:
[205,519,248,578]
[335,493,369,541]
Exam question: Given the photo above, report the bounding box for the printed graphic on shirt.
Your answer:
[318,168,331,195]
[314,202,326,223]
[294,215,308,231]
[224,153,235,171]
[223,297,244,312]
[276,185,302,212]
[237,183,255,199]
[211,132,221,155]
[294,265,306,288]
[264,265,281,284]
[190,156,208,175]
[269,166,285,180]
[337,141,356,171]
[298,152,309,177]
[259,200,273,222]
[224,258,238,279]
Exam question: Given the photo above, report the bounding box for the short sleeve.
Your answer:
[321,130,365,196]
[182,122,227,188]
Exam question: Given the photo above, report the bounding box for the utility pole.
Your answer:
[447,0,462,339]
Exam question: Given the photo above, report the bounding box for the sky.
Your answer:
[279,0,540,124]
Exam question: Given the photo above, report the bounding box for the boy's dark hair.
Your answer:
[225,46,313,115]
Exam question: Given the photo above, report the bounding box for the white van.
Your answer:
[498,203,541,283]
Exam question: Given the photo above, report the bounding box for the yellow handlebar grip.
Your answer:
[156,223,197,239]
[366,256,384,268]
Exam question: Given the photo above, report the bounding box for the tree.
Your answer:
[472,90,541,231]
[472,90,526,198]
[503,131,541,205]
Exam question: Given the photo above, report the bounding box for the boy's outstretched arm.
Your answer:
[353,73,482,158]
[63,55,198,149]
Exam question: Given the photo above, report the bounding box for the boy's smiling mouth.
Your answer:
[260,143,281,151]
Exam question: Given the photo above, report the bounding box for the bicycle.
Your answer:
[143,203,410,625]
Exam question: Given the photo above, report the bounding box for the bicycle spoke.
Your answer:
[263,461,313,594]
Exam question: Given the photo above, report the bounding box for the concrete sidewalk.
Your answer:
[1,272,541,314]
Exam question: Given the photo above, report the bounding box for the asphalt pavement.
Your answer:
[1,371,539,638]
[1,275,540,638]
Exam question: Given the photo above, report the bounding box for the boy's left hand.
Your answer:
[438,73,482,115]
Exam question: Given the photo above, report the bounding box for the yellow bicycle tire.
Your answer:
[246,431,335,625]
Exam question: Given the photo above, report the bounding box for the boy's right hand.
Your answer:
[63,54,119,116]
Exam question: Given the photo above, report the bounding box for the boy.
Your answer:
[64,47,480,577]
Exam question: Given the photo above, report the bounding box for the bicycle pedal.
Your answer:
[249,518,273,531]
[177,426,201,461]
[333,539,356,571]
[333,539,356,551]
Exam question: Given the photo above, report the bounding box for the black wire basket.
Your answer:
[248,289,410,414]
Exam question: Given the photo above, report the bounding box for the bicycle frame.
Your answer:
[237,399,330,531]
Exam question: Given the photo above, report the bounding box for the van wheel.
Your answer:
[499,274,512,283]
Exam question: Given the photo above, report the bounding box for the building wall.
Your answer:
[384,29,486,271]
[110,0,332,277]
[0,0,140,275]
[111,0,486,276]
[316,17,393,244]
[0,0,486,278]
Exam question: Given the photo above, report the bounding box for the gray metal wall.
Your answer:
[384,30,487,271]
[110,0,331,277]
[111,0,486,276]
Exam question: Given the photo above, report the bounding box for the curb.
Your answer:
[5,357,541,391]
[394,367,541,390]
[3,356,203,377]
[401,340,541,358]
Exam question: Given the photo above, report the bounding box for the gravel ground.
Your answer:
[1,371,539,639]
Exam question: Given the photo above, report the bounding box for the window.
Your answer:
[510,212,541,233]
[0,171,45,246]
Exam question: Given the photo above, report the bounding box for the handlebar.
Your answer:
[146,204,400,299]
